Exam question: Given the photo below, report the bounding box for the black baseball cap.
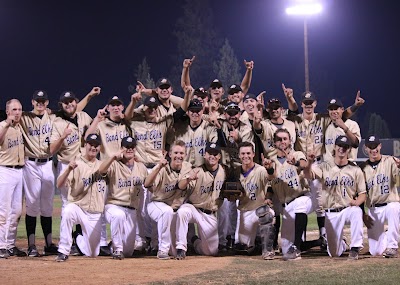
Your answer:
[335,135,351,148]
[156,78,172,88]
[121,136,137,148]
[224,102,241,113]
[108,96,124,105]
[86,133,101,146]
[327,98,343,109]
[227,84,242,95]
[205,142,221,155]
[188,99,203,111]
[301,91,316,102]
[243,93,257,101]
[143,96,160,108]
[32,90,48,101]
[59,91,77,103]
[209,79,223,89]
[194,87,208,98]
[365,135,381,148]
[267,98,282,109]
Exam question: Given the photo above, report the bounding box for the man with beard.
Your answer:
[175,143,225,259]
[0,99,24,259]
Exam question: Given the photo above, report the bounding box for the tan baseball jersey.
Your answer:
[237,164,269,212]
[50,112,92,163]
[105,160,148,209]
[311,160,366,209]
[258,118,296,157]
[64,156,107,213]
[360,155,400,206]
[269,151,310,203]
[323,119,360,162]
[187,165,225,212]
[0,121,24,166]
[173,120,218,167]
[149,161,193,209]
[131,115,173,165]
[93,118,130,161]
[20,112,55,158]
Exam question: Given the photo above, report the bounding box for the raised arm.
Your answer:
[282,83,298,112]
[343,90,364,119]
[124,83,143,121]
[181,86,194,112]
[240,60,254,95]
[76,87,101,112]
[181,56,195,90]
[56,159,77,188]
[144,155,168,189]
[50,123,72,155]
[99,150,123,175]
[85,107,107,140]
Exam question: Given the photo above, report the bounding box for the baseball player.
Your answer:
[235,141,275,260]
[263,129,313,260]
[175,143,225,259]
[55,134,107,262]
[360,135,400,258]
[19,90,58,257]
[304,136,366,260]
[0,99,24,259]
[99,136,148,259]
[144,140,194,260]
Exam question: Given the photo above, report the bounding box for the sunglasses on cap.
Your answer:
[158,85,170,90]
[302,100,314,106]
[365,143,379,150]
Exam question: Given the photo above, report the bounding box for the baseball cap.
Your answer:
[85,133,101,146]
[301,91,316,102]
[143,96,160,108]
[224,102,241,113]
[365,135,381,148]
[267,98,282,109]
[188,99,203,111]
[108,96,124,105]
[327,98,343,109]
[59,91,77,103]
[209,79,223,89]
[121,136,137,148]
[32,90,48,101]
[335,135,351,148]
[243,93,257,101]
[156,78,172,89]
[194,87,208,98]
[205,142,221,155]
[227,84,242,95]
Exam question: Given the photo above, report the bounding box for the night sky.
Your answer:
[1,0,399,136]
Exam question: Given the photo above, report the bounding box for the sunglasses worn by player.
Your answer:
[366,143,379,150]
[336,143,351,150]
[328,106,340,111]
[189,109,202,113]
[159,85,170,90]
[302,100,314,106]
[226,110,240,116]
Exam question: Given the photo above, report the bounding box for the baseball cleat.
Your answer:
[262,250,275,260]
[0,248,10,259]
[99,245,111,256]
[55,253,68,262]
[43,244,59,256]
[112,251,124,260]
[176,249,186,260]
[283,245,301,261]
[348,247,359,260]
[383,248,398,258]
[319,235,328,252]
[28,245,40,257]
[157,250,170,260]
[8,246,27,257]
[70,244,83,256]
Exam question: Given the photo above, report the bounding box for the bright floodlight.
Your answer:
[286,3,322,15]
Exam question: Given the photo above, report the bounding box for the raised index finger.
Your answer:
[282,83,286,91]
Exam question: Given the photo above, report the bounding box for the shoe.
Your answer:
[320,234,327,252]
[176,249,186,260]
[70,244,83,256]
[157,250,170,260]
[112,250,124,260]
[191,235,199,244]
[8,246,27,257]
[273,244,280,255]
[28,245,40,257]
[0,248,10,259]
[383,248,398,258]
[343,236,350,252]
[218,244,227,252]
[348,247,359,260]
[99,245,111,256]
[262,250,275,260]
[43,244,58,256]
[283,245,301,261]
[226,235,235,250]
[55,252,68,262]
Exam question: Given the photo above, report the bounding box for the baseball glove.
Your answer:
[220,181,244,201]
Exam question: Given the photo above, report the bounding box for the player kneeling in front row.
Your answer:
[99,136,148,260]
[55,134,107,262]
[175,143,226,259]
[304,136,366,260]
[360,135,400,258]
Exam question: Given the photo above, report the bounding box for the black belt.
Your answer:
[3,165,24,169]
[282,194,304,208]
[325,207,347,213]
[28,157,52,163]
[371,203,387,208]
[197,208,216,215]
[120,205,135,210]
[144,163,156,168]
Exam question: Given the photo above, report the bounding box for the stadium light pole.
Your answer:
[286,1,322,92]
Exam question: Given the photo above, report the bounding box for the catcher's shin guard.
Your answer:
[256,205,275,254]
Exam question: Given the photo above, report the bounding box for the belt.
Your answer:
[282,194,304,208]
[3,165,24,169]
[197,208,216,215]
[370,203,387,208]
[28,157,53,163]
[144,163,156,168]
[325,207,347,213]
[120,205,135,210]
